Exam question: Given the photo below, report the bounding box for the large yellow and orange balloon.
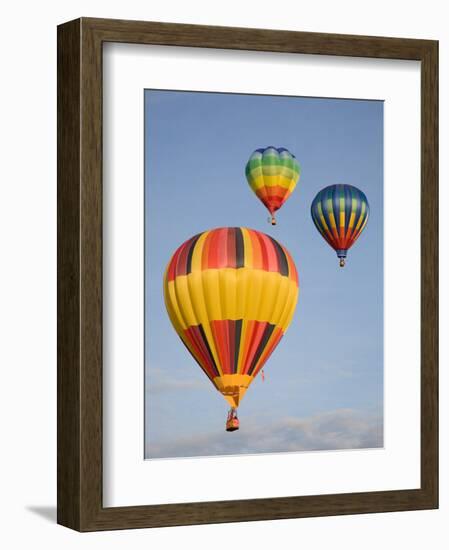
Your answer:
[245,146,301,225]
[163,227,299,421]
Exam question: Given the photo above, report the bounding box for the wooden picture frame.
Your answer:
[57,17,438,531]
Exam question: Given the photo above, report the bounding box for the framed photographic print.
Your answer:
[57,17,438,531]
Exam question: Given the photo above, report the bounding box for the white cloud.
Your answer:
[146,408,383,459]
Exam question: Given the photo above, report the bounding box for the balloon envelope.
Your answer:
[311,184,369,266]
[163,227,299,408]
[245,146,300,224]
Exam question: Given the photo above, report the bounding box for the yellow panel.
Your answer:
[219,268,236,320]
[191,270,223,376]
[164,280,187,331]
[173,275,197,327]
[244,268,264,320]
[317,202,330,233]
[278,175,295,190]
[249,175,265,191]
[262,175,280,187]
[213,374,253,408]
[168,269,298,327]
[270,276,290,327]
[348,212,356,230]
[241,228,253,268]
[355,202,367,231]
[278,278,300,330]
[190,230,208,272]
[201,269,222,320]
[258,268,281,322]
[187,271,213,328]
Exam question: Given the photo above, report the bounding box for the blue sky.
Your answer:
[144,90,384,459]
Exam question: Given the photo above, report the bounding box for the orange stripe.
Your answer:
[241,322,267,375]
[284,248,299,286]
[200,230,212,271]
[255,186,269,203]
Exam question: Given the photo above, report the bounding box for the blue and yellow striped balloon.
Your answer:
[311,184,369,267]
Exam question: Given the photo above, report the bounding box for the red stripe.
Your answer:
[323,227,339,250]
[344,217,360,248]
[167,244,184,282]
[256,186,290,214]
[201,230,212,271]
[175,238,194,277]
[257,232,278,272]
[184,326,216,379]
[254,230,268,271]
[226,227,236,268]
[347,226,363,248]
[206,228,220,269]
[211,320,231,375]
[207,227,228,269]
[241,321,267,375]
[329,232,343,249]
[262,195,285,208]
[329,218,341,245]
[217,227,229,268]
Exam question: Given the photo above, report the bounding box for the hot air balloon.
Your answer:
[245,146,300,225]
[163,227,299,431]
[311,184,369,267]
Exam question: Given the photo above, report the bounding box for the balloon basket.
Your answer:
[336,250,347,267]
[226,409,240,432]
[269,216,277,226]
[226,418,240,432]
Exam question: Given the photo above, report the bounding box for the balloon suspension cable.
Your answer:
[339,258,346,268]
